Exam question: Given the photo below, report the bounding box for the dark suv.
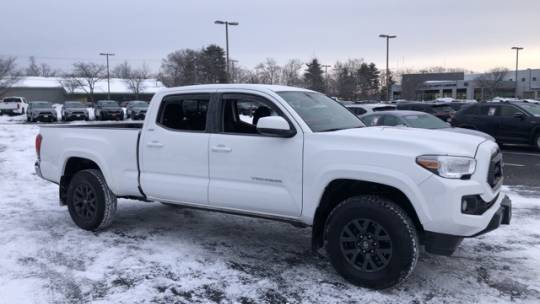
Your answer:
[396,103,456,122]
[452,101,540,150]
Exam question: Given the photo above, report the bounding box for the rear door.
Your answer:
[498,104,531,144]
[474,104,500,139]
[208,92,304,217]
[140,93,212,205]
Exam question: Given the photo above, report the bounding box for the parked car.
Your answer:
[396,103,456,122]
[125,100,149,120]
[27,101,57,122]
[452,101,540,150]
[360,110,495,141]
[61,101,89,121]
[35,84,510,290]
[94,100,124,121]
[0,96,27,115]
[346,103,397,116]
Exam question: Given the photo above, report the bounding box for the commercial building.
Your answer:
[392,69,540,101]
[1,76,165,103]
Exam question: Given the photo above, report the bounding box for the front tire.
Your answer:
[534,133,540,152]
[66,169,117,231]
[325,195,419,290]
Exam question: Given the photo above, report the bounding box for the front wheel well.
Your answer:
[59,157,101,205]
[311,179,424,251]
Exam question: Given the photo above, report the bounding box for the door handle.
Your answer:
[147,141,164,148]
[211,145,232,153]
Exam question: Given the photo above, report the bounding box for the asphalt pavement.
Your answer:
[502,145,540,188]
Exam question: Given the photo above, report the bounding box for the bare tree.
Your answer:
[25,56,58,77]
[0,57,19,97]
[58,75,82,94]
[112,61,132,79]
[71,62,106,102]
[474,67,510,101]
[255,58,281,84]
[281,59,304,86]
[125,64,151,99]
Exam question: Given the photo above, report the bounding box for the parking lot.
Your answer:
[0,116,539,303]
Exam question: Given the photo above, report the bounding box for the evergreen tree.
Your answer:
[199,44,227,83]
[304,58,325,92]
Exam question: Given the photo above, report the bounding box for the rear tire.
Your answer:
[534,133,540,152]
[325,195,419,290]
[66,169,117,231]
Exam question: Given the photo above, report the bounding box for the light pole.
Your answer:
[379,34,397,102]
[321,64,331,92]
[214,20,239,82]
[511,46,524,98]
[99,52,115,99]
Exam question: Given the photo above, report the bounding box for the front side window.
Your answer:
[479,105,497,116]
[277,91,363,132]
[361,114,382,126]
[499,105,525,117]
[520,104,540,116]
[382,115,401,126]
[157,95,209,131]
[222,94,284,135]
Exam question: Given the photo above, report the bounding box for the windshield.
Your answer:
[100,101,119,107]
[130,101,148,108]
[403,114,448,129]
[64,102,85,108]
[520,104,540,116]
[2,98,21,103]
[32,102,52,109]
[277,91,364,132]
[431,105,455,113]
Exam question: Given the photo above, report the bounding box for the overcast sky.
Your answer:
[1,0,539,74]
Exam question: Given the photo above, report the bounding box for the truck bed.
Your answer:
[39,122,143,197]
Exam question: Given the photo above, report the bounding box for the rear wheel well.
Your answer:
[60,157,100,205]
[311,179,424,250]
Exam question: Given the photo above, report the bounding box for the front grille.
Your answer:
[487,150,503,188]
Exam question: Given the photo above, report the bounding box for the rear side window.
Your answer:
[479,105,497,116]
[2,98,21,103]
[382,115,401,126]
[460,105,479,115]
[157,94,210,131]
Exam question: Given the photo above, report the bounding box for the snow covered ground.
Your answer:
[1,121,540,304]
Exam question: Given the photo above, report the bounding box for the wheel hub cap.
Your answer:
[340,218,393,272]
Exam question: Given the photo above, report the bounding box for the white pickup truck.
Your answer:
[0,96,27,115]
[35,84,511,289]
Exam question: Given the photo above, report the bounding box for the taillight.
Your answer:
[35,134,42,159]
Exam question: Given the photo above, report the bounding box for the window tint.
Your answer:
[499,105,525,117]
[222,94,283,134]
[403,114,448,129]
[461,105,479,115]
[382,115,401,126]
[157,95,209,131]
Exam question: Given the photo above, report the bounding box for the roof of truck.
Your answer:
[161,84,313,94]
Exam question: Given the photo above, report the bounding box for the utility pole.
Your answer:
[379,34,397,102]
[99,52,115,99]
[214,20,239,82]
[511,46,524,98]
[321,64,331,92]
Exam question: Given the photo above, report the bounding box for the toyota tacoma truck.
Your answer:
[35,84,511,289]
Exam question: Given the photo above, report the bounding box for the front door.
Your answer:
[208,92,304,217]
[498,104,532,144]
[140,93,211,205]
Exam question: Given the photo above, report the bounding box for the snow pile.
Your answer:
[0,124,539,303]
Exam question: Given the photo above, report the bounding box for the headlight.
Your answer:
[416,155,476,179]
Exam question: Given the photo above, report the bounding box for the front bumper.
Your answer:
[131,112,146,120]
[101,111,123,120]
[423,195,511,256]
[35,113,57,122]
[65,112,88,120]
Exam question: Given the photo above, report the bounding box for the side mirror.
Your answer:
[256,116,296,138]
[513,112,525,119]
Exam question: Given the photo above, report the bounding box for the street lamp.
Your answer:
[214,20,239,82]
[511,46,524,98]
[379,34,397,102]
[99,52,115,99]
[321,64,331,91]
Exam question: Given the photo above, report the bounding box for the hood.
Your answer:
[442,127,495,142]
[321,126,486,157]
